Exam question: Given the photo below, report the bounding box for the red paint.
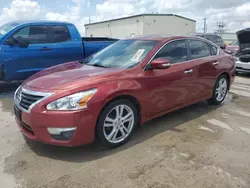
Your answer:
[15,36,235,146]
[225,44,239,53]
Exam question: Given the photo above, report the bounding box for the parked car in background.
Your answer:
[225,40,239,55]
[194,33,226,50]
[14,35,236,148]
[235,28,250,73]
[0,21,117,81]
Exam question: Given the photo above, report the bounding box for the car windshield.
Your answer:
[0,22,20,37]
[230,40,238,45]
[81,40,159,68]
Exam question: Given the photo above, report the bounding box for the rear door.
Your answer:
[45,25,83,66]
[144,39,199,116]
[187,39,220,98]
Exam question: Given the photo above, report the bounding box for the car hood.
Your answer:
[24,61,123,90]
[237,28,250,51]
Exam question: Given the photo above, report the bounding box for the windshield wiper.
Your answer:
[92,64,109,68]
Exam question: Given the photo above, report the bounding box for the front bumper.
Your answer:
[236,60,250,73]
[14,104,100,147]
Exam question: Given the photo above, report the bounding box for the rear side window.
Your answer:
[12,26,51,44]
[153,40,188,64]
[50,26,71,43]
[188,40,211,59]
[211,45,218,55]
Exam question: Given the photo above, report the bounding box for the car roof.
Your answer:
[125,35,204,42]
[7,20,72,26]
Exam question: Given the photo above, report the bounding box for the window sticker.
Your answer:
[131,49,145,61]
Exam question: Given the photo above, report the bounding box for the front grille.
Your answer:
[20,92,44,111]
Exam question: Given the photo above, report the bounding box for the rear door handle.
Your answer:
[184,69,193,74]
[213,62,219,65]
[40,47,51,51]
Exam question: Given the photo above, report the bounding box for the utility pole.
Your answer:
[89,16,91,24]
[214,21,227,36]
[203,17,207,33]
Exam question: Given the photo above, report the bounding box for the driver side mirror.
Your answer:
[150,58,171,69]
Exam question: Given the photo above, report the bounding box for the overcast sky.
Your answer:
[0,0,249,35]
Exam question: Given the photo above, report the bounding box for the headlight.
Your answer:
[46,89,97,111]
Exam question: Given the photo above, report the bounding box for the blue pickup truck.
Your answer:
[0,21,117,81]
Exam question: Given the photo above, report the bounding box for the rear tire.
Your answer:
[96,99,138,148]
[207,75,229,105]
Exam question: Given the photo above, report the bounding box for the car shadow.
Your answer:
[236,72,250,77]
[26,100,221,163]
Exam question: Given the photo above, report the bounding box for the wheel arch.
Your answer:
[95,94,142,135]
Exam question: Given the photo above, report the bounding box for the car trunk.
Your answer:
[237,28,250,62]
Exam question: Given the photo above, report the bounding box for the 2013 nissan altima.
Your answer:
[14,35,236,148]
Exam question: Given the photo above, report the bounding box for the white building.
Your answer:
[85,14,196,38]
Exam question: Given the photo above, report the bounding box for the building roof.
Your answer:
[85,14,196,26]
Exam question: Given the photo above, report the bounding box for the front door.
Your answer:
[143,39,198,116]
[2,25,53,80]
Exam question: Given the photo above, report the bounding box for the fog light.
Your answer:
[47,127,76,141]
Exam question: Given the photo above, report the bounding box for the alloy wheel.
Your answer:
[215,77,228,102]
[103,104,135,144]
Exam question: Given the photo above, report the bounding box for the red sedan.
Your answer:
[14,35,236,148]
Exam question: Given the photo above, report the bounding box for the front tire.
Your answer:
[96,99,138,148]
[207,75,229,105]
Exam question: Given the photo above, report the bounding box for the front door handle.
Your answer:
[213,62,219,66]
[40,47,51,51]
[184,69,193,74]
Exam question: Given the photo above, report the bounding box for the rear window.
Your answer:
[199,35,224,46]
[50,26,71,43]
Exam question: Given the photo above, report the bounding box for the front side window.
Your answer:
[189,40,211,59]
[81,40,159,68]
[153,40,188,64]
[50,26,71,43]
[11,26,51,44]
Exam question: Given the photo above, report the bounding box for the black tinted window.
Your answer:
[205,35,217,44]
[154,40,188,63]
[13,26,51,44]
[189,40,211,59]
[215,36,224,45]
[50,26,71,43]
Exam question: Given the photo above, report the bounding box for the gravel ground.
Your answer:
[0,76,250,188]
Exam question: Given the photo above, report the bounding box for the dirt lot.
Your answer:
[0,76,250,188]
